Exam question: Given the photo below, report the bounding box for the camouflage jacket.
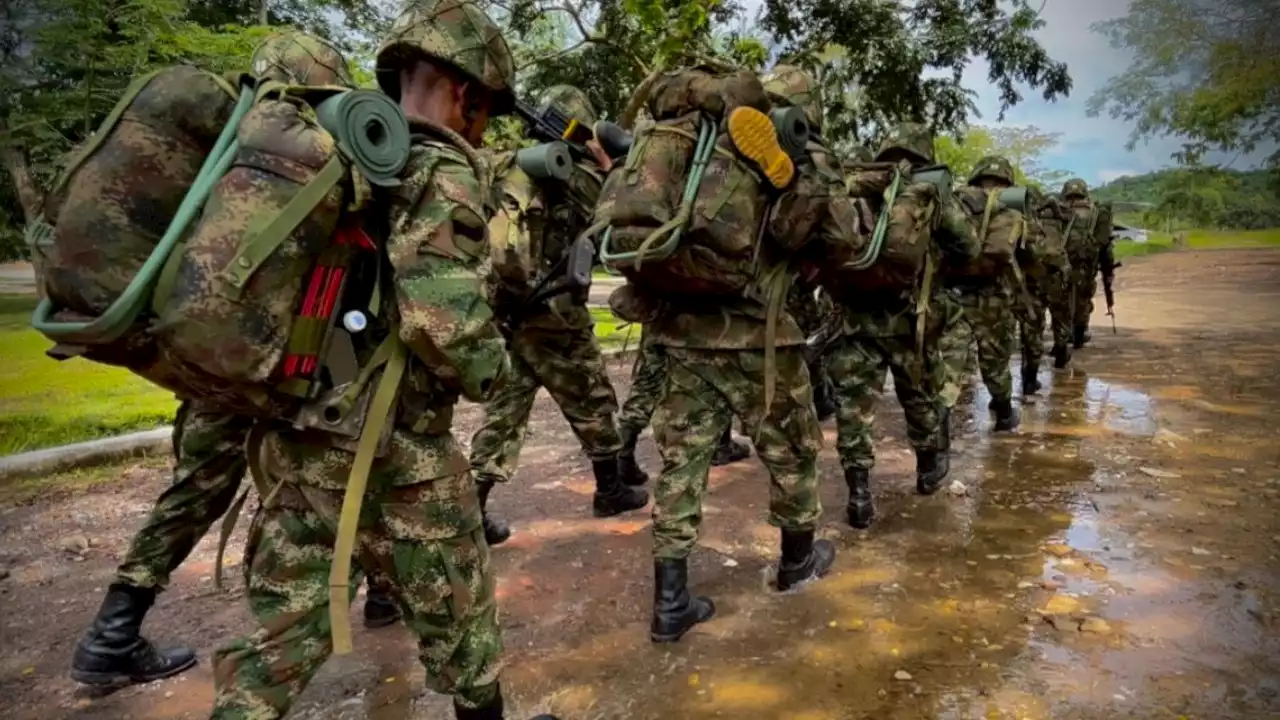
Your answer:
[484,151,600,332]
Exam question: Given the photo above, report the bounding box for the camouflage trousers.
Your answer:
[617,327,666,443]
[1022,271,1073,363]
[114,401,249,589]
[1069,264,1100,332]
[651,346,821,559]
[212,429,501,718]
[938,288,1015,406]
[114,403,393,596]
[827,328,940,471]
[470,324,622,483]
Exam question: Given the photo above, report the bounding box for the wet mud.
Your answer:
[2,248,1279,719]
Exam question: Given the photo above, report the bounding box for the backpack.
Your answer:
[593,66,780,298]
[946,186,1020,280]
[1064,198,1103,266]
[29,72,411,424]
[1023,190,1070,278]
[822,162,952,300]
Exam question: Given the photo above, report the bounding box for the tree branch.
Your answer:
[0,134,44,222]
[618,62,665,129]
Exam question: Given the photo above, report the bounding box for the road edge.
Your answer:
[0,347,641,481]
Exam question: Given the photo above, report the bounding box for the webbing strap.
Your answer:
[329,336,407,655]
[215,423,285,590]
[214,486,251,590]
[221,156,345,297]
[760,264,793,431]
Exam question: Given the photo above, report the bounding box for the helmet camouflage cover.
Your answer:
[251,29,354,87]
[1062,178,1090,198]
[875,122,935,164]
[540,85,597,127]
[761,64,823,133]
[969,155,1016,186]
[376,0,516,113]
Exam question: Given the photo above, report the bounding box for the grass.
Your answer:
[1113,228,1280,260]
[0,294,178,456]
[591,306,642,353]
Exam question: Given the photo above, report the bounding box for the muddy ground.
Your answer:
[2,248,1279,719]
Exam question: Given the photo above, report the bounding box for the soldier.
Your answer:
[210,5,554,719]
[937,155,1021,432]
[68,30,399,690]
[469,84,648,547]
[617,326,754,470]
[828,123,980,529]
[644,67,837,645]
[1021,186,1074,380]
[1061,178,1116,348]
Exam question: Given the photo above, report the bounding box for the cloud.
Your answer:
[1097,168,1143,184]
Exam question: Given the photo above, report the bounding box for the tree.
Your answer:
[933,124,1070,188]
[760,0,1073,150]
[1088,0,1280,168]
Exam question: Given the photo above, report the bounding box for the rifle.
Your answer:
[513,99,634,166]
[1103,272,1117,334]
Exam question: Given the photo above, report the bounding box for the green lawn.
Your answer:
[1113,228,1280,259]
[591,306,642,352]
[0,295,178,456]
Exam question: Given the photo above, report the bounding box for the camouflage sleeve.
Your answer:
[385,143,508,403]
[1099,239,1117,277]
[935,196,981,263]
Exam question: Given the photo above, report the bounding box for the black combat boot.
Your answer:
[453,683,560,719]
[1072,325,1091,349]
[991,397,1020,432]
[617,430,649,487]
[363,579,402,629]
[710,426,751,467]
[1021,363,1042,395]
[916,449,950,495]
[70,584,197,685]
[776,529,836,591]
[650,558,717,642]
[844,467,874,529]
[477,480,511,547]
[592,457,649,517]
[1052,344,1072,369]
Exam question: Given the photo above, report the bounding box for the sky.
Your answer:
[960,0,1269,186]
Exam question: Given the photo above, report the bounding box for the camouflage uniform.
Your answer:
[211,5,523,718]
[617,325,665,444]
[1022,189,1074,374]
[469,84,646,545]
[938,155,1020,429]
[646,68,837,644]
[1061,178,1115,347]
[828,123,981,507]
[69,30,393,690]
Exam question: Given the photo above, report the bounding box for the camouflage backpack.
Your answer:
[1023,187,1070,278]
[1061,178,1107,265]
[829,123,953,298]
[593,63,808,299]
[947,185,1021,279]
[29,39,412,423]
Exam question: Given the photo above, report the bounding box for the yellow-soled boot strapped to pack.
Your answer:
[727,106,795,190]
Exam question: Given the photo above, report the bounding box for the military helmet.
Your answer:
[251,29,354,87]
[376,0,516,114]
[1061,178,1090,199]
[761,64,823,132]
[969,155,1016,186]
[540,85,597,127]
[875,122,935,164]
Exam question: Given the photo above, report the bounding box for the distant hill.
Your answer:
[1091,168,1280,230]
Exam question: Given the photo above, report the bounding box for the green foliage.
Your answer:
[761,0,1073,149]
[1094,167,1280,230]
[1089,0,1280,168]
[0,294,178,455]
[933,124,1070,188]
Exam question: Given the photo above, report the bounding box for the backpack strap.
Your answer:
[329,334,408,656]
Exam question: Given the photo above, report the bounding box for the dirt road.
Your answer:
[2,248,1279,719]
